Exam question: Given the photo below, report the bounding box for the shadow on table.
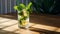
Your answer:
[29,27,60,34]
[29,15,60,34]
[0,12,17,20]
[30,14,60,28]
[0,29,18,34]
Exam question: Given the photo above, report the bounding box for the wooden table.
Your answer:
[0,14,60,34]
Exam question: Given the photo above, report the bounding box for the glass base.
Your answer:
[18,23,29,29]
